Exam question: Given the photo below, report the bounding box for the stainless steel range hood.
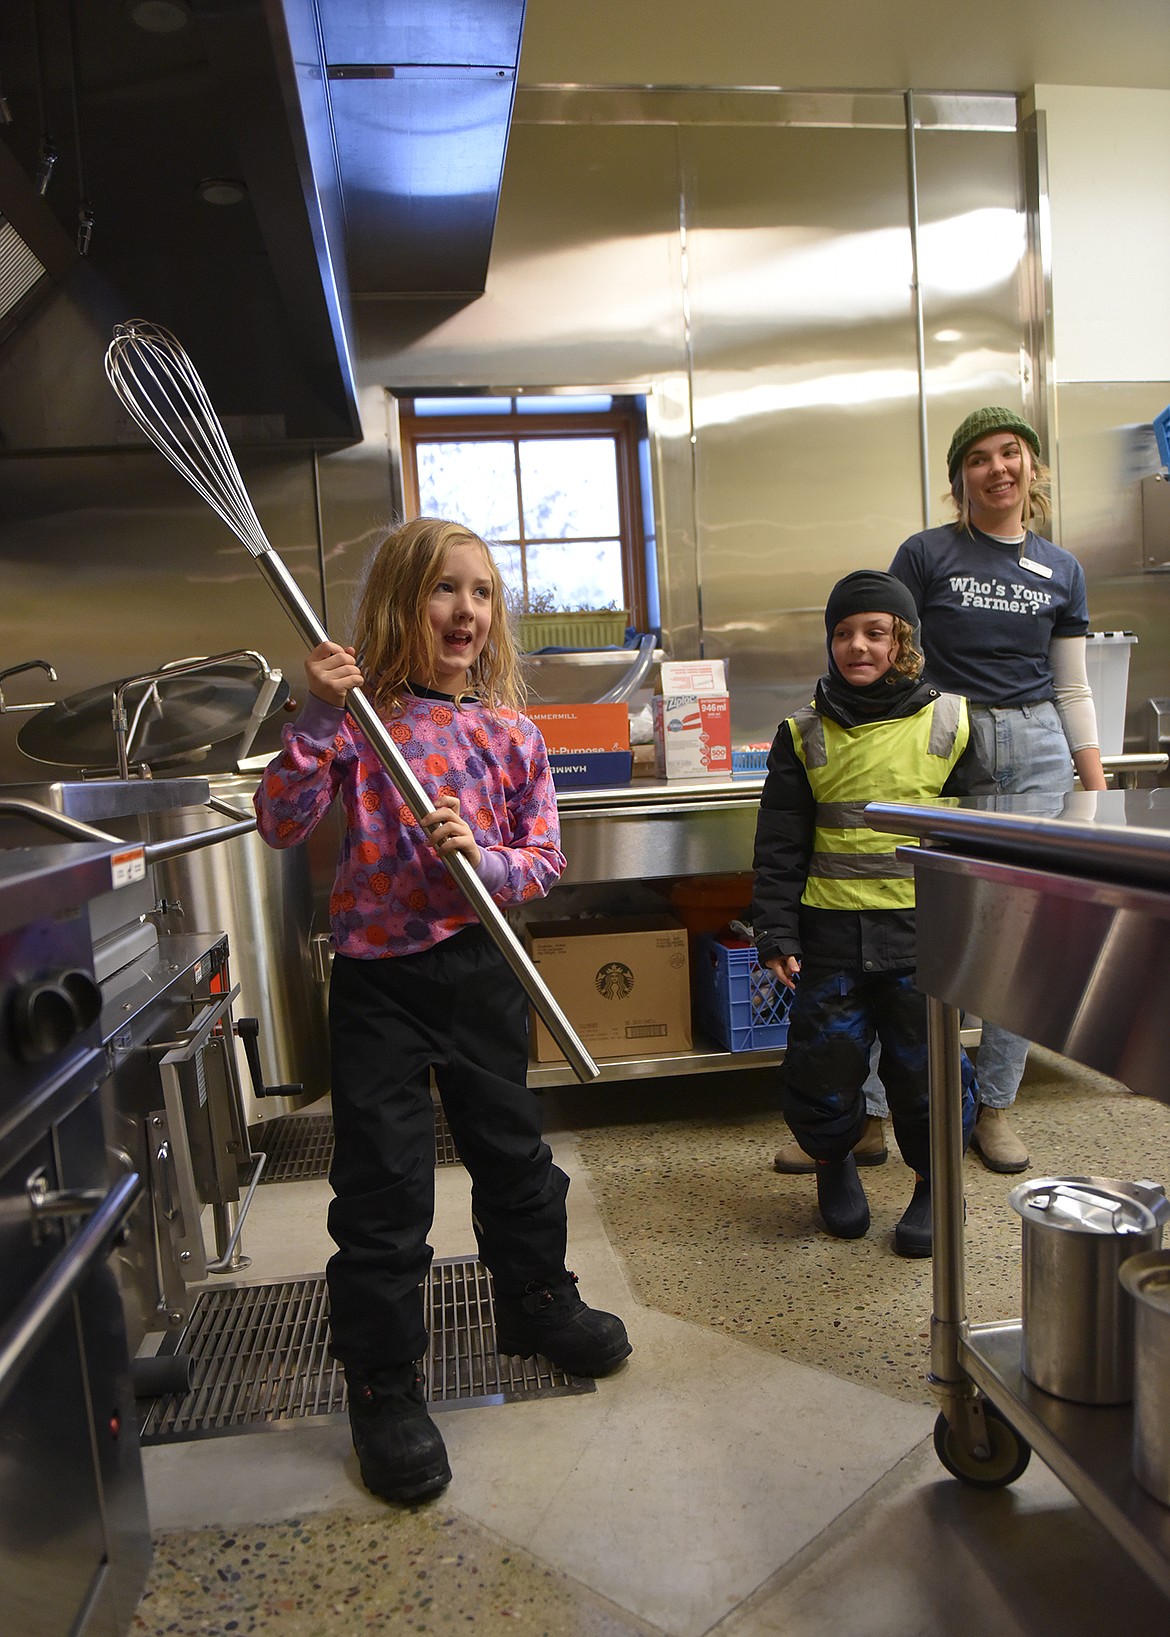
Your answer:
[0,0,526,450]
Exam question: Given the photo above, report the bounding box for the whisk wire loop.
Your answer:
[105,321,270,558]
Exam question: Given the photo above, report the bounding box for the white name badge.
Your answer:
[1018,555,1053,579]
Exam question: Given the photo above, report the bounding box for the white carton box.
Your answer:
[652,693,733,778]
[656,659,727,695]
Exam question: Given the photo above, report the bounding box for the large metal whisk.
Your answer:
[105,320,598,1083]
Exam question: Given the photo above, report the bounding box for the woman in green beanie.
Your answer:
[887,406,1107,1175]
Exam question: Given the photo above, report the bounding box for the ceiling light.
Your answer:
[933,328,962,343]
[197,178,248,207]
[126,0,192,33]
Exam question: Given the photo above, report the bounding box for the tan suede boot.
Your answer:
[773,1116,888,1174]
[970,1106,1029,1173]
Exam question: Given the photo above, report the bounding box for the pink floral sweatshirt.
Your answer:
[253,687,565,959]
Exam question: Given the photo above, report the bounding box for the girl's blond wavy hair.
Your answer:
[353,517,526,715]
[948,443,1053,534]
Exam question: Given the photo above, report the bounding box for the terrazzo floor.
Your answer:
[567,1046,1170,1404]
[135,1049,1170,1636]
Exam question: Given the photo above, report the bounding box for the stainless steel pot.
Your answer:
[1119,1249,1170,1507]
[1010,1175,1169,1404]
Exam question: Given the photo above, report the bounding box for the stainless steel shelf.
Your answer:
[960,1320,1170,1599]
[528,1032,784,1087]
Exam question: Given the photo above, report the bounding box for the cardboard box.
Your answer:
[525,915,692,1062]
[527,702,630,754]
[656,659,727,695]
[652,693,733,778]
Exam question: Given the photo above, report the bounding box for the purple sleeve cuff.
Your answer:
[292,694,347,743]
[475,847,509,894]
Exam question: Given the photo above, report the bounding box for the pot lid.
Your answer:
[1119,1253,1170,1311]
[18,660,290,770]
[1010,1176,1160,1236]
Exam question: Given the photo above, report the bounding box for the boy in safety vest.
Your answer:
[749,570,978,1256]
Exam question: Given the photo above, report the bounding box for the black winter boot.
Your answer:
[494,1272,632,1376]
[345,1362,451,1503]
[814,1155,870,1239]
[894,1174,933,1258]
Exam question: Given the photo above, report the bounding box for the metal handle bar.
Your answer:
[0,1170,143,1415]
[0,794,255,863]
[255,548,599,1082]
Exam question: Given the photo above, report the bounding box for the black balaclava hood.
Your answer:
[824,570,920,645]
[816,569,931,727]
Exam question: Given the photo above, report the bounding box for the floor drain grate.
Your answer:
[433,1102,460,1167]
[253,1114,335,1182]
[138,1258,592,1444]
[256,1104,460,1182]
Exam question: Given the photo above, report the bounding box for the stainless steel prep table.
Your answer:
[531,773,774,1086]
[865,788,1170,1599]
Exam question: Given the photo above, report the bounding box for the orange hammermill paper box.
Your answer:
[526,703,633,789]
[525,703,630,753]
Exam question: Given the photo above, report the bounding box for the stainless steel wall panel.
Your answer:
[1050,380,1170,750]
[912,126,1030,528]
[681,123,925,744]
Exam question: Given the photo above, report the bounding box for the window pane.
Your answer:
[412,397,513,416]
[516,395,613,415]
[415,441,519,539]
[488,542,523,608]
[519,438,620,539]
[527,540,626,613]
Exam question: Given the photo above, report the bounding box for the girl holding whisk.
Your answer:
[254,516,630,1505]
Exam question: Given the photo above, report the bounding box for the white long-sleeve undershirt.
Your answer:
[1050,634,1099,752]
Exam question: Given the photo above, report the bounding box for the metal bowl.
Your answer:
[522,638,661,705]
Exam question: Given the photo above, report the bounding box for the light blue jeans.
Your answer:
[867,702,1074,1115]
[950,701,1074,1108]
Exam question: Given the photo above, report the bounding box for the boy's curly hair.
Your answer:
[890,616,924,679]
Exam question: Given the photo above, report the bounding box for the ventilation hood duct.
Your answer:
[0,0,526,451]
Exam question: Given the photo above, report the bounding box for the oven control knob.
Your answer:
[8,968,102,1062]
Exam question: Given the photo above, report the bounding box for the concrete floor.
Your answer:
[134,1050,1170,1635]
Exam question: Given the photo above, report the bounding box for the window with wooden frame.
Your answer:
[397,395,650,631]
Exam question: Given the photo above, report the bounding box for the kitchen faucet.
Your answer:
[0,659,58,713]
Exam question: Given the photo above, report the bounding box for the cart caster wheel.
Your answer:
[933,1404,1032,1488]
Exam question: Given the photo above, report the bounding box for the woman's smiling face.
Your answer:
[421,538,494,691]
[961,430,1032,531]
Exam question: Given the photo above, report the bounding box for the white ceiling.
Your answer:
[519,0,1170,96]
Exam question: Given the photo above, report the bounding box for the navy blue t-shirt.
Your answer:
[888,523,1090,706]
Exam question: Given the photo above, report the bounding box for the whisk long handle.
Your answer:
[254,549,599,1083]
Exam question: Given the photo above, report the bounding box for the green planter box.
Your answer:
[517,610,629,651]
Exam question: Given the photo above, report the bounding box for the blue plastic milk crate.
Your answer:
[694,934,792,1051]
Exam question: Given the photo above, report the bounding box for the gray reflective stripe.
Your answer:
[814,801,870,828]
[792,707,825,768]
[808,849,916,880]
[928,692,963,757]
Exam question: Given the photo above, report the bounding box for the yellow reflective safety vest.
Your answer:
[787,693,969,911]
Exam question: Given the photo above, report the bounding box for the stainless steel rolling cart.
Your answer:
[867,788,1170,1601]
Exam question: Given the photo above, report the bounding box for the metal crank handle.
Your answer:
[253,548,599,1083]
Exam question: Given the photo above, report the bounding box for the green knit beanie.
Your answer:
[946,407,1041,481]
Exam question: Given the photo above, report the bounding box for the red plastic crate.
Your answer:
[694,934,792,1051]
